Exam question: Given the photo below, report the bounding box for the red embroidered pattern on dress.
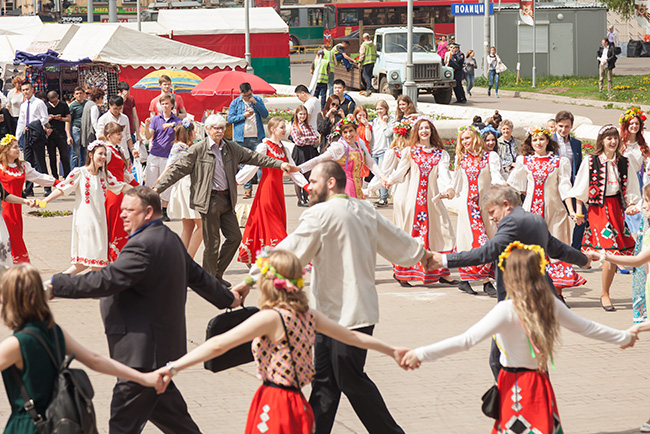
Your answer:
[409,147,441,248]
[0,164,24,177]
[524,154,560,218]
[461,152,490,248]
[71,256,108,267]
[84,177,91,204]
[264,139,288,161]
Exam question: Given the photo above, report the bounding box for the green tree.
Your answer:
[600,0,635,19]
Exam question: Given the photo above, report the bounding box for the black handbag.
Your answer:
[204,305,260,373]
[481,384,500,419]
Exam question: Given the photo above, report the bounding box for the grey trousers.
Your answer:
[200,191,242,278]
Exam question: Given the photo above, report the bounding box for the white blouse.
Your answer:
[507,153,573,201]
[299,139,383,178]
[236,140,308,188]
[414,298,632,369]
[568,154,640,206]
[624,141,643,174]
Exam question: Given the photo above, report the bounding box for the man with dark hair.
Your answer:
[117,81,141,145]
[17,82,50,197]
[448,44,467,103]
[358,33,377,95]
[144,94,181,221]
[149,74,187,119]
[97,95,136,159]
[236,160,435,434]
[46,90,72,180]
[48,186,244,434]
[597,37,616,93]
[295,84,320,131]
[68,87,87,169]
[332,79,356,116]
[227,82,269,199]
[331,39,356,72]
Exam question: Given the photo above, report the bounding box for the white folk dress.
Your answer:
[388,145,456,283]
[507,153,586,288]
[166,142,200,220]
[368,147,409,225]
[452,151,505,281]
[56,167,125,267]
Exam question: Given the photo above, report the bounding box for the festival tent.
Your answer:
[156,8,290,85]
[0,17,44,65]
[57,24,247,121]
[25,23,79,54]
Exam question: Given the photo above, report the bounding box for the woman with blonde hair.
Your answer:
[0,265,162,433]
[290,105,319,207]
[452,125,505,295]
[155,249,404,434]
[402,244,635,434]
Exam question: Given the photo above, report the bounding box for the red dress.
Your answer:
[105,144,139,262]
[237,139,307,265]
[0,162,57,263]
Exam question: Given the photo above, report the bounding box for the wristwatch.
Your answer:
[165,362,177,377]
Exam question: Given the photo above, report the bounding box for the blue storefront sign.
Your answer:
[451,3,494,15]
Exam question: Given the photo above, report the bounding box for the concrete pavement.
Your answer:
[2,184,649,434]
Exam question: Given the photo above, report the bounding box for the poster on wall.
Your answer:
[519,0,534,26]
[636,0,650,28]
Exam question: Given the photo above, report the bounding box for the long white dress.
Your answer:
[452,151,505,280]
[166,142,200,220]
[56,167,125,267]
[368,147,409,225]
[388,145,456,283]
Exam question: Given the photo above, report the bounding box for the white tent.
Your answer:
[0,17,43,39]
[58,24,246,69]
[156,7,288,35]
[26,24,79,54]
[119,21,168,36]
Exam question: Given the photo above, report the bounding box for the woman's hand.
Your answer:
[393,348,410,368]
[400,350,421,370]
[570,213,585,226]
[140,371,166,394]
[153,366,173,394]
[585,250,605,263]
[626,204,641,216]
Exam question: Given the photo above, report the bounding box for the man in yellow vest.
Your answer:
[310,47,334,109]
[358,33,377,96]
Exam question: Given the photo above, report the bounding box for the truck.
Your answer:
[332,27,455,104]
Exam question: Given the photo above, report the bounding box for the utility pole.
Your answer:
[87,0,93,23]
[137,0,141,31]
[403,0,417,107]
[532,0,536,87]
[245,0,254,74]
[483,0,489,75]
[108,0,117,22]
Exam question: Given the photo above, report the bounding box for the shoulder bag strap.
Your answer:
[10,367,45,426]
[274,309,301,389]
[20,327,63,369]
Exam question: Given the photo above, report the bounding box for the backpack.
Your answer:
[11,327,98,434]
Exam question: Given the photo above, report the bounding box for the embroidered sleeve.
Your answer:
[299,141,345,173]
[506,156,527,193]
[106,171,127,194]
[56,168,82,196]
[387,147,412,185]
[24,161,57,187]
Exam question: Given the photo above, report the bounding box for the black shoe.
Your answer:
[458,281,477,295]
[600,297,616,312]
[297,200,309,207]
[219,277,232,288]
[43,187,52,197]
[439,276,460,285]
[393,273,412,287]
[376,199,388,207]
[22,190,34,198]
[162,208,171,222]
[483,281,497,297]
[346,66,353,72]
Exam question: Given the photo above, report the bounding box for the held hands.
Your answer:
[393,348,412,370]
[231,281,251,306]
[400,349,422,370]
[139,371,166,394]
[153,366,173,394]
[570,213,585,225]
[422,251,443,271]
[281,163,301,173]
[626,205,641,216]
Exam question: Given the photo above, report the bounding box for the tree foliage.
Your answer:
[600,0,636,20]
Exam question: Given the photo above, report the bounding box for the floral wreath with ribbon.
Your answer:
[619,107,647,126]
[497,241,549,274]
[0,134,16,147]
[245,247,305,293]
[87,140,105,152]
[412,115,436,128]
[524,126,552,138]
[456,125,479,136]
[333,114,358,138]
[393,119,412,138]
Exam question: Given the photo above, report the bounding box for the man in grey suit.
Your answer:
[49,186,244,434]
[431,185,591,378]
[154,114,299,286]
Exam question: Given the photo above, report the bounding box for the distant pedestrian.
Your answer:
[448,44,466,103]
[487,46,502,97]
[117,81,141,146]
[358,33,377,95]
[436,35,449,59]
[607,25,619,47]
[464,49,477,97]
[316,95,343,153]
[45,90,72,180]
[290,105,319,207]
[16,82,49,198]
[497,119,519,174]
[294,84,320,131]
[148,75,187,119]
[597,38,616,94]
[79,87,104,167]
[310,49,332,110]
[332,79,356,116]
[331,40,356,72]
[68,87,87,169]
[5,76,23,135]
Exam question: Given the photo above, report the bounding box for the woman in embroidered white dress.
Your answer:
[43,141,129,274]
[453,126,506,296]
[386,117,456,286]
[507,126,586,295]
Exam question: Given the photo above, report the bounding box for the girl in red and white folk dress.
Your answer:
[236,118,309,266]
[453,126,506,296]
[155,249,405,434]
[103,122,140,262]
[507,126,586,295]
[0,134,59,263]
[43,141,129,274]
[386,117,457,286]
[568,125,641,311]
[290,105,319,207]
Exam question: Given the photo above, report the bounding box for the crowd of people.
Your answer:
[1,67,650,434]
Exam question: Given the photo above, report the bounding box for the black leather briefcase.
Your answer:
[204,306,260,373]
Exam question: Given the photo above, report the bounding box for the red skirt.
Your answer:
[492,369,563,434]
[392,263,451,284]
[547,261,586,289]
[459,262,495,281]
[582,196,635,255]
[245,384,314,434]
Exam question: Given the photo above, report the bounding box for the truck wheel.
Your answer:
[434,88,453,105]
[379,76,390,95]
[290,35,299,54]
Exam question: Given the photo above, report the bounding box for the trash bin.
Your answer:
[641,42,650,57]
[628,39,643,57]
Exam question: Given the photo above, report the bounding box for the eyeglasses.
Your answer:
[209,126,226,131]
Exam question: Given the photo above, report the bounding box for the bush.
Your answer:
[475,70,518,87]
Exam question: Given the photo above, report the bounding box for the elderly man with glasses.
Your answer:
[154,114,299,287]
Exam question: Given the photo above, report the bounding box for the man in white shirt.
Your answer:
[16,82,50,197]
[295,84,320,132]
[597,38,616,93]
[96,95,136,158]
[237,161,434,434]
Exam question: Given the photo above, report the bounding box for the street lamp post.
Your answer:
[245,0,254,74]
[532,0,536,87]
[87,0,93,23]
[403,0,417,107]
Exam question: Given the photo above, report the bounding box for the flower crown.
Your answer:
[393,119,412,137]
[412,115,436,127]
[87,140,104,152]
[182,118,192,129]
[524,126,551,137]
[253,247,305,293]
[333,114,358,137]
[620,107,646,125]
[497,241,549,275]
[598,124,617,135]
[457,125,479,136]
[0,134,16,147]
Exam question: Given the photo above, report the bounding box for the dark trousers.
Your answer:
[309,326,404,434]
[47,131,71,179]
[361,63,375,91]
[200,191,242,279]
[109,378,201,434]
[571,201,586,250]
[315,82,328,109]
[453,72,466,102]
[22,131,48,196]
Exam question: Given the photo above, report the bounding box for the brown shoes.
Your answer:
[243,189,252,199]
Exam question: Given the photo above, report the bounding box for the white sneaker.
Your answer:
[640,422,650,432]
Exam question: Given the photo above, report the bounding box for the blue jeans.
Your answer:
[335,53,351,69]
[362,64,375,91]
[315,82,328,109]
[237,137,261,191]
[372,154,388,201]
[69,125,86,169]
[465,73,475,95]
[488,70,499,94]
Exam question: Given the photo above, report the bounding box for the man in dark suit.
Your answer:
[448,44,466,103]
[154,114,299,286]
[431,185,591,378]
[553,110,585,250]
[49,186,244,434]
[597,37,617,93]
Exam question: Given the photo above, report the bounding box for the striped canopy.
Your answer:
[133,69,202,93]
